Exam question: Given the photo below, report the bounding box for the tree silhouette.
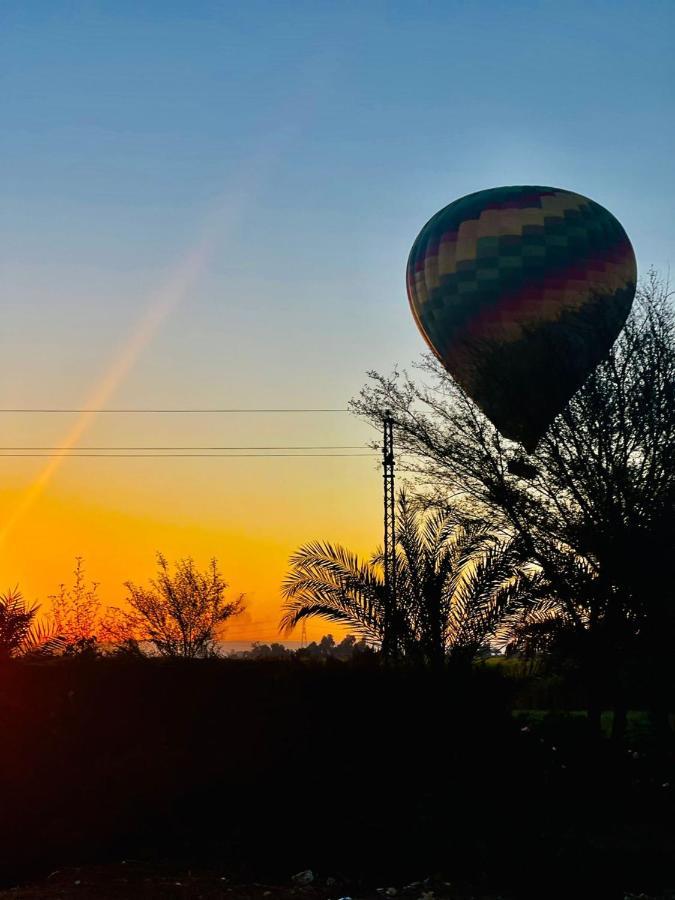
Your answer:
[295,633,373,661]
[123,553,244,658]
[353,273,675,729]
[237,634,372,661]
[0,588,63,659]
[281,492,536,665]
[49,557,102,650]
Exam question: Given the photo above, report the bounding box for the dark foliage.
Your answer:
[281,492,538,666]
[122,554,245,658]
[237,634,373,661]
[0,589,63,659]
[352,274,675,730]
[0,658,672,898]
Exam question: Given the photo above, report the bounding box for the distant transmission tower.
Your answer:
[382,411,396,659]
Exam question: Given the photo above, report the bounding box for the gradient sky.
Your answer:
[1,1,674,641]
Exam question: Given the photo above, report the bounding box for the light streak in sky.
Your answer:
[0,240,211,545]
[0,72,329,548]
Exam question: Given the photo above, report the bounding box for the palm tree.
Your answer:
[0,588,63,659]
[280,493,537,665]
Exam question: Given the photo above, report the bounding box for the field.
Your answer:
[0,657,673,900]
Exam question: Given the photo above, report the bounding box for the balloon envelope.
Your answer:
[406,186,637,451]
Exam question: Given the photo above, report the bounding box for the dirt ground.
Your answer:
[0,862,509,900]
[1,862,673,900]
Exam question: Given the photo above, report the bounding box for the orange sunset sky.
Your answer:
[0,234,391,643]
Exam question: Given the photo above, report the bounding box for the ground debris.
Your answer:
[6,861,671,900]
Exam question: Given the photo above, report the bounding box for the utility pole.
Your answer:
[382,411,396,659]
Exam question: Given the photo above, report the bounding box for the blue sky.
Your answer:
[2,2,674,401]
[0,1,674,633]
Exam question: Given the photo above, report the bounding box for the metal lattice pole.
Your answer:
[382,411,396,659]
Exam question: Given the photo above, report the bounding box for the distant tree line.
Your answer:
[235,633,373,661]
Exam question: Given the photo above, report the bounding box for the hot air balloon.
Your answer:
[406,186,637,451]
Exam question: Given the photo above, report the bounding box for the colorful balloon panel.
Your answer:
[406,186,637,451]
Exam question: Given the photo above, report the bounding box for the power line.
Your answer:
[0,408,351,414]
[0,452,379,458]
[0,445,369,451]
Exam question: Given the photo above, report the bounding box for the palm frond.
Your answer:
[448,539,531,653]
[0,587,64,658]
[280,493,539,665]
[280,541,386,642]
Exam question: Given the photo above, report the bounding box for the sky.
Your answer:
[1,0,674,642]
